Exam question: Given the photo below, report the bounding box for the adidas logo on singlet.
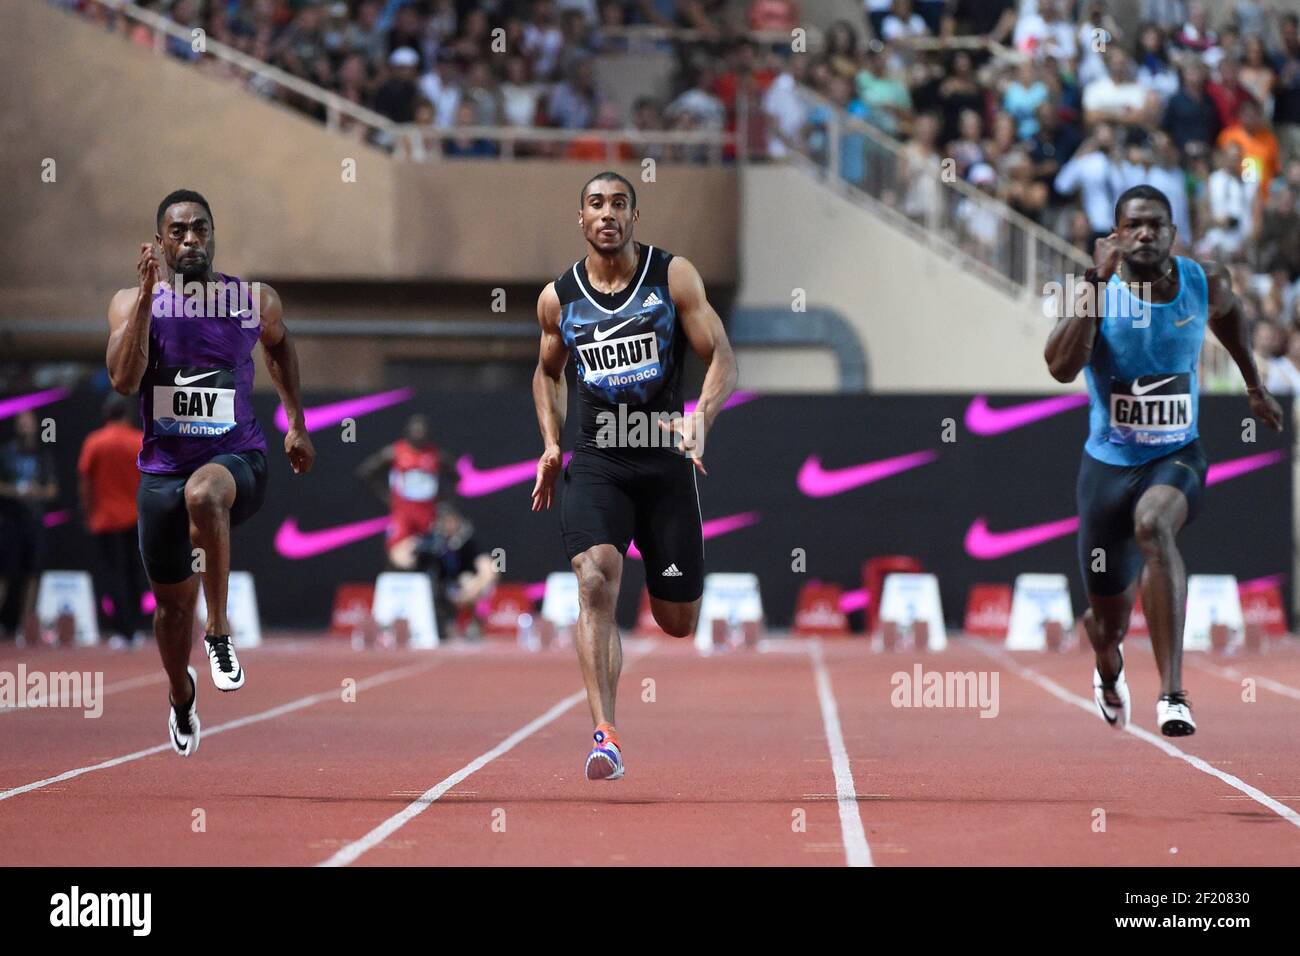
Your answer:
[642,291,664,307]
[661,564,683,577]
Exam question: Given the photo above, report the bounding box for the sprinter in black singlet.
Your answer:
[531,171,737,781]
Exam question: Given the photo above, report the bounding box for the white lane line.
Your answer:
[971,642,1300,830]
[1188,658,1300,702]
[0,660,439,803]
[809,639,873,867]
[318,688,589,867]
[1,671,168,715]
[319,644,659,867]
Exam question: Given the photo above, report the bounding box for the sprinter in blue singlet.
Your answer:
[1045,185,1282,737]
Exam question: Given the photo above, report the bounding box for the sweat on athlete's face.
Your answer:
[1115,198,1173,261]
[157,203,215,274]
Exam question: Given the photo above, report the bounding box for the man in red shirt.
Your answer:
[357,413,442,568]
[77,394,146,645]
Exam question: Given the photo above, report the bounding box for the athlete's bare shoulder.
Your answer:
[667,255,707,308]
[537,281,561,331]
[1196,259,1236,315]
[107,287,141,329]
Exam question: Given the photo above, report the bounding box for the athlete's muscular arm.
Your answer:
[531,282,568,511]
[258,283,317,474]
[1204,261,1284,431]
[1044,235,1120,383]
[106,243,164,395]
[667,255,737,474]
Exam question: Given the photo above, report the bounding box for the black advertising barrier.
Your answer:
[12,387,1293,631]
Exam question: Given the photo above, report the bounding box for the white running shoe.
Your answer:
[1093,645,1131,729]
[168,666,200,757]
[205,634,245,691]
[1157,692,1196,737]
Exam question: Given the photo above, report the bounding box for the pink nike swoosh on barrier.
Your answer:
[797,450,938,498]
[839,588,871,613]
[457,452,575,497]
[964,393,1089,435]
[964,515,1082,560]
[627,511,761,561]
[1206,450,1285,485]
[274,388,415,433]
[0,388,70,421]
[274,516,390,559]
[964,450,1286,559]
[42,510,70,529]
[683,390,757,416]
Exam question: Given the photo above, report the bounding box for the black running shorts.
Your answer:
[1075,440,1208,597]
[559,447,704,603]
[137,450,268,585]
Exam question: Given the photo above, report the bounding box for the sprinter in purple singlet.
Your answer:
[106,190,314,757]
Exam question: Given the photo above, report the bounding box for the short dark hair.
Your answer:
[581,172,636,209]
[1115,184,1172,226]
[102,392,128,423]
[157,189,213,231]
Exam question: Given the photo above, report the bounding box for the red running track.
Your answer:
[1,634,1298,866]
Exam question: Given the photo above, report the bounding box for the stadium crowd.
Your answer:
[56,0,1300,393]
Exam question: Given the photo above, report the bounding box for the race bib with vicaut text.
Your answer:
[1108,372,1192,447]
[152,366,237,437]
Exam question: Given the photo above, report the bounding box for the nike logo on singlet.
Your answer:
[1172,314,1195,328]
[1130,375,1177,396]
[592,316,640,342]
[174,369,221,387]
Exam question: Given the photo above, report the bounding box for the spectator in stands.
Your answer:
[549,58,602,129]
[807,73,870,185]
[1163,58,1221,152]
[0,411,58,643]
[165,0,204,63]
[628,95,668,161]
[957,162,1002,259]
[1147,130,1194,246]
[1064,206,1095,253]
[942,0,1015,47]
[948,107,987,181]
[374,46,421,123]
[983,109,1019,176]
[1083,49,1156,128]
[1198,142,1253,259]
[881,0,930,44]
[591,0,631,53]
[1141,0,1186,33]
[1029,98,1082,208]
[445,100,501,157]
[1054,123,1127,245]
[824,20,860,81]
[339,0,386,67]
[1003,59,1049,140]
[395,501,499,639]
[78,394,146,648]
[936,50,984,146]
[1218,97,1281,189]
[1251,319,1287,384]
[1274,16,1300,160]
[386,3,426,69]
[1174,2,1215,54]
[1240,33,1276,112]
[762,53,808,158]
[865,0,893,41]
[463,59,502,126]
[900,111,943,224]
[1207,56,1252,129]
[1076,2,1122,88]
[855,40,911,138]
[1254,184,1300,279]
[749,0,799,34]
[524,0,565,81]
[1267,323,1300,394]
[666,63,726,132]
[271,1,333,86]
[500,54,543,126]
[419,50,464,129]
[1134,21,1179,104]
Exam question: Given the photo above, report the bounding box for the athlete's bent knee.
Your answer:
[1133,511,1175,556]
[574,554,618,608]
[652,604,698,638]
[183,477,227,518]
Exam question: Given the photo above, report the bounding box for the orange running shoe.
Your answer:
[584,722,624,780]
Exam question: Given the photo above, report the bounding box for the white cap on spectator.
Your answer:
[968,163,997,186]
[389,47,420,68]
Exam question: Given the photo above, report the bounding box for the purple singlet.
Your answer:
[138,273,268,474]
